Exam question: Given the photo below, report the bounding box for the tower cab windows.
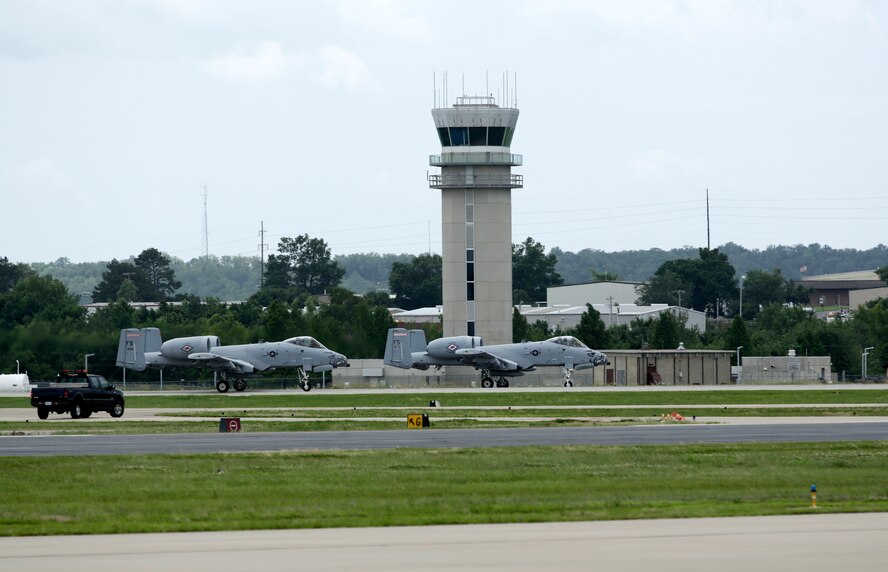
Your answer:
[437,126,514,147]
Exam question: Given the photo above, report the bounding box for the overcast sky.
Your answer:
[2,0,886,264]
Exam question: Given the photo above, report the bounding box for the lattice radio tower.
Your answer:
[201,185,209,258]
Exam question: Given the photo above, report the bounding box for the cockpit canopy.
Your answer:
[546,336,589,348]
[283,336,328,349]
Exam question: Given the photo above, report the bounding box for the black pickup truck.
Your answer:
[30,370,125,419]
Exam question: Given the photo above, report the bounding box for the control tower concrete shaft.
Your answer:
[430,95,522,346]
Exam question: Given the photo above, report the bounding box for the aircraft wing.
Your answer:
[453,348,524,371]
[188,352,256,374]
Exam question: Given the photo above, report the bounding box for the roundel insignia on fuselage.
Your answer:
[447,343,459,352]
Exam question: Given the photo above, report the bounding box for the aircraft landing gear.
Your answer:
[298,368,313,392]
[480,371,508,388]
[233,378,247,392]
[216,379,230,393]
[561,366,574,388]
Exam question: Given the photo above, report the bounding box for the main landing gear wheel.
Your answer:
[216,379,230,393]
[481,377,495,389]
[496,378,510,388]
[233,379,247,392]
[563,380,573,387]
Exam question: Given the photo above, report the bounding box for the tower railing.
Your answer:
[429,153,522,167]
[428,173,523,189]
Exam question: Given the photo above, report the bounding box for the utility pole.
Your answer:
[258,221,267,289]
[607,296,615,327]
[673,289,684,309]
[201,185,209,258]
[706,188,710,250]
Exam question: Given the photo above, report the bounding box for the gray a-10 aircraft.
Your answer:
[383,327,608,387]
[116,327,349,392]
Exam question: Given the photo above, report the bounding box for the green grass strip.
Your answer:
[1,441,887,536]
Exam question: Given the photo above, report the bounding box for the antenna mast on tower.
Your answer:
[201,185,209,258]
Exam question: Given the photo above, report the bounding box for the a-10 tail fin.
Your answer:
[116,327,162,371]
[383,328,427,369]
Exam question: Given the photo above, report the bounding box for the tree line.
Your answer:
[29,243,888,301]
[3,235,887,381]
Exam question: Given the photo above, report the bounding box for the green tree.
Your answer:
[0,256,35,292]
[265,235,344,295]
[513,307,530,342]
[0,275,84,326]
[92,259,139,302]
[742,269,810,318]
[876,265,888,284]
[572,304,608,349]
[854,298,888,375]
[637,248,737,314]
[388,254,442,310]
[134,248,181,301]
[724,316,751,364]
[649,310,685,349]
[512,237,562,305]
[262,300,294,341]
[116,277,138,302]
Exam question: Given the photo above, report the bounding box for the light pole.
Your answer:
[736,346,743,385]
[740,275,746,318]
[84,353,95,372]
[863,347,874,381]
[16,360,20,374]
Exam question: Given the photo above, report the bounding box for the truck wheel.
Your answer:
[70,400,83,419]
[110,400,125,418]
[37,407,49,420]
[81,410,92,418]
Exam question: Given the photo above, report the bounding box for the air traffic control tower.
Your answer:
[429,95,522,346]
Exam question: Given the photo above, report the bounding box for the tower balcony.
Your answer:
[429,152,523,167]
[428,172,523,189]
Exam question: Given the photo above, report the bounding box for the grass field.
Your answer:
[2,389,886,538]
[2,441,887,536]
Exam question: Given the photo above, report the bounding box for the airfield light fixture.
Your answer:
[862,347,874,381]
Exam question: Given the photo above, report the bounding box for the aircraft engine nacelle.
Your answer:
[426,336,483,359]
[160,336,222,359]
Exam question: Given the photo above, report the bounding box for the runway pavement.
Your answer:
[2,513,886,571]
[2,420,887,456]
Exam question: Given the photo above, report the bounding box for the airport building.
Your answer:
[429,94,522,346]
